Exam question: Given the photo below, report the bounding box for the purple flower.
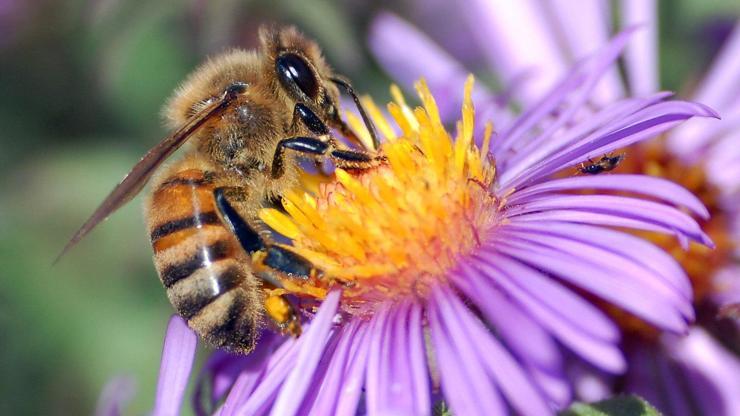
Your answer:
[94,375,136,416]
[150,28,717,415]
[154,316,198,416]
[366,4,740,415]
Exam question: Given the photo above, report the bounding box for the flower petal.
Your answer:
[218,337,299,416]
[687,21,740,113]
[620,0,659,96]
[493,241,688,333]
[474,252,620,342]
[153,315,198,416]
[507,194,711,247]
[460,0,568,106]
[505,220,693,301]
[666,328,740,415]
[368,12,503,122]
[428,287,506,416]
[334,322,373,416]
[452,260,563,375]
[499,92,671,177]
[95,376,136,416]
[445,280,555,415]
[365,302,431,416]
[467,257,626,372]
[548,0,624,102]
[507,174,709,219]
[503,100,718,188]
[494,27,637,156]
[269,290,341,416]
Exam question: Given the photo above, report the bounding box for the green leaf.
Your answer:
[559,395,662,416]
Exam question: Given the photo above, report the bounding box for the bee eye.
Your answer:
[276,53,319,99]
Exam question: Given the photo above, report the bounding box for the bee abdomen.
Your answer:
[163,246,239,318]
[147,167,260,353]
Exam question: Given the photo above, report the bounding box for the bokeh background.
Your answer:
[1,1,739,414]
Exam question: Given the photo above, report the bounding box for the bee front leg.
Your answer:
[273,103,385,179]
[214,187,321,336]
[270,136,383,179]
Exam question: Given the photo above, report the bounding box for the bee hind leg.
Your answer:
[214,187,322,336]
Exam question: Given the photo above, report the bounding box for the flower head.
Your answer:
[369,3,740,414]
[152,31,716,416]
[260,77,496,317]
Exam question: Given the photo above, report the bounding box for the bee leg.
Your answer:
[330,75,381,151]
[271,136,383,179]
[214,187,322,336]
[214,187,323,279]
[274,103,384,179]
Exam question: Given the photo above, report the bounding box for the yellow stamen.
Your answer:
[261,78,498,316]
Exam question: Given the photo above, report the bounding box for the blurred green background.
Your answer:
[0,1,738,414]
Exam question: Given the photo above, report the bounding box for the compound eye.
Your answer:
[276,53,319,99]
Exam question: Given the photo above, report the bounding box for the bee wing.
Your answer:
[56,85,246,263]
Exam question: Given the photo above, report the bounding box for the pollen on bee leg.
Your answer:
[264,294,301,337]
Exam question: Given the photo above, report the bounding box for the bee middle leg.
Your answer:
[214,187,321,336]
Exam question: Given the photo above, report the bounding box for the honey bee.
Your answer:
[59,26,383,354]
[578,153,625,175]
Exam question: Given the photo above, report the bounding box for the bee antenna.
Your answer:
[330,76,380,150]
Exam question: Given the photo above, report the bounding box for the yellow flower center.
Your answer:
[259,76,498,316]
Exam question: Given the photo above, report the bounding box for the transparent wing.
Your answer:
[56,84,246,262]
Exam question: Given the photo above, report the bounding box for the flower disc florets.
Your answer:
[261,76,498,316]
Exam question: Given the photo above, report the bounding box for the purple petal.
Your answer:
[507,174,710,219]
[466,257,626,373]
[95,375,136,416]
[368,12,504,122]
[547,0,624,102]
[460,0,568,106]
[620,0,659,96]
[507,210,693,239]
[153,315,198,416]
[666,328,740,415]
[492,241,689,333]
[712,266,740,310]
[428,286,506,416]
[453,267,572,406]
[498,92,671,178]
[495,226,693,322]
[623,343,663,408]
[452,261,564,374]
[365,301,430,415]
[302,320,365,415]
[334,322,373,416]
[528,364,572,408]
[688,21,740,113]
[217,338,296,416]
[365,304,391,415]
[473,252,620,342]
[506,194,712,247]
[269,290,341,416]
[504,220,693,301]
[703,117,740,192]
[195,332,283,415]
[494,27,637,156]
[293,332,344,416]
[406,302,431,414]
[503,100,718,189]
[653,349,694,416]
[444,280,554,415]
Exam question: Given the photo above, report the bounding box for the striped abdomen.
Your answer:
[147,168,260,354]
